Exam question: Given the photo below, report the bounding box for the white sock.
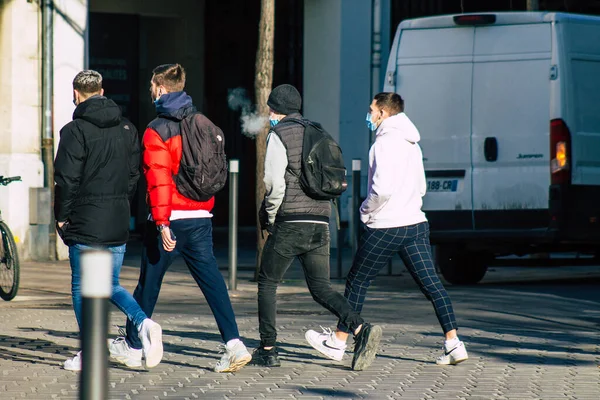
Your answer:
[226,338,241,349]
[444,337,460,352]
[331,336,347,348]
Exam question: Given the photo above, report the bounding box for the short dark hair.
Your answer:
[374,92,404,115]
[73,70,102,95]
[152,64,186,92]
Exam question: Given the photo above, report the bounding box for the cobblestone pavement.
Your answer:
[1,250,599,399]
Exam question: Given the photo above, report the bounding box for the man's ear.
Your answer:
[100,88,105,96]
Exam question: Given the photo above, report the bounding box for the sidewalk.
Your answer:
[1,239,599,399]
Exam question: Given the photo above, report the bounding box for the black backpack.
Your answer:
[174,113,228,202]
[285,118,348,200]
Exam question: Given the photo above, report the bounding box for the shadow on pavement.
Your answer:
[300,387,363,397]
[0,333,76,367]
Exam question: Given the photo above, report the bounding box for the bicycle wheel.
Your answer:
[0,221,20,301]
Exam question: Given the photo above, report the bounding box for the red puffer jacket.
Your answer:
[143,94,214,226]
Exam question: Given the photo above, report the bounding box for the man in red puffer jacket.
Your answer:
[108,64,251,373]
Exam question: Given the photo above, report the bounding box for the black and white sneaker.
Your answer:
[305,327,346,361]
[251,347,281,367]
[436,341,468,365]
[351,323,382,371]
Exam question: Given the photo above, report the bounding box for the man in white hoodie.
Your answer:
[306,92,468,366]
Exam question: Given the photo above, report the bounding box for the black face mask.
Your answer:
[73,99,77,106]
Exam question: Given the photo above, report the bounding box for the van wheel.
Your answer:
[436,247,489,285]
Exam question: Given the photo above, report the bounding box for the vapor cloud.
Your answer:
[227,88,268,138]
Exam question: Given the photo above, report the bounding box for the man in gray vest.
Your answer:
[252,84,382,371]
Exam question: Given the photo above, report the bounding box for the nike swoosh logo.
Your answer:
[445,345,461,356]
[322,340,342,351]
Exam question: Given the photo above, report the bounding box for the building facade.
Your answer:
[2,0,599,260]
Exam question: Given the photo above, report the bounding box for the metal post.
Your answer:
[336,197,343,279]
[351,159,362,256]
[80,250,111,400]
[228,159,239,291]
[42,0,56,260]
[371,0,382,100]
[84,0,90,69]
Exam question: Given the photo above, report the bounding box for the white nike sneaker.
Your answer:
[436,341,469,365]
[138,319,163,368]
[214,340,252,373]
[108,337,143,368]
[305,327,346,361]
[64,351,82,371]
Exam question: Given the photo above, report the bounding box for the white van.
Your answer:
[383,12,600,284]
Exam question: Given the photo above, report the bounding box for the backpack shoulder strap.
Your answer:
[283,117,307,126]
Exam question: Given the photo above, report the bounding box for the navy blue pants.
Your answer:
[125,218,240,349]
[337,222,458,334]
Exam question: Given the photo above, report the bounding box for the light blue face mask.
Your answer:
[270,118,280,128]
[366,113,378,131]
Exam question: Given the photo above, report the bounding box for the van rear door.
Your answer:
[393,26,475,231]
[470,23,552,231]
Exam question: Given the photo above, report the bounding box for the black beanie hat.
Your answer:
[267,84,302,115]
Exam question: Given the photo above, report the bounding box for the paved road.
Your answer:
[1,244,599,399]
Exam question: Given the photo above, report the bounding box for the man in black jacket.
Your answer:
[54,70,163,371]
[253,84,382,371]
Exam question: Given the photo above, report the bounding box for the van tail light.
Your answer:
[550,119,571,185]
[453,14,496,26]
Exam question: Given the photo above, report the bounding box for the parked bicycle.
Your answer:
[0,175,21,301]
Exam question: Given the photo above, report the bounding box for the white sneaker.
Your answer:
[138,319,163,368]
[64,351,82,371]
[305,327,346,362]
[436,341,469,365]
[214,340,252,373]
[108,337,143,368]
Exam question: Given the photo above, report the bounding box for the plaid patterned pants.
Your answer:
[337,221,458,334]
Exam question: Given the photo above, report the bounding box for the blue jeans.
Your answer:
[125,218,240,350]
[69,243,148,332]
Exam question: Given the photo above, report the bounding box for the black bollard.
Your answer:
[80,250,112,400]
[228,159,239,291]
[351,159,362,256]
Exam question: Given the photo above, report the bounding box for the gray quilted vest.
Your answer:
[272,114,331,223]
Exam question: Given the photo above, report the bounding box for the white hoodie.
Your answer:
[360,112,427,229]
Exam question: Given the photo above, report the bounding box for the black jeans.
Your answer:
[258,222,364,347]
[125,218,240,349]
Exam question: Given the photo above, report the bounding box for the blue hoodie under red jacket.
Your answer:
[143,92,215,226]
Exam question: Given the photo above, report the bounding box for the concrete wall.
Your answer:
[53,0,89,260]
[303,0,342,144]
[0,0,45,260]
[304,0,378,246]
[0,0,87,261]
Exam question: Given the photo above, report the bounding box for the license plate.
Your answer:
[427,179,458,192]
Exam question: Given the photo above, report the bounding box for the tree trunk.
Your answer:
[526,0,539,10]
[254,0,275,280]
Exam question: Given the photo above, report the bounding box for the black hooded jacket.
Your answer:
[54,96,140,245]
